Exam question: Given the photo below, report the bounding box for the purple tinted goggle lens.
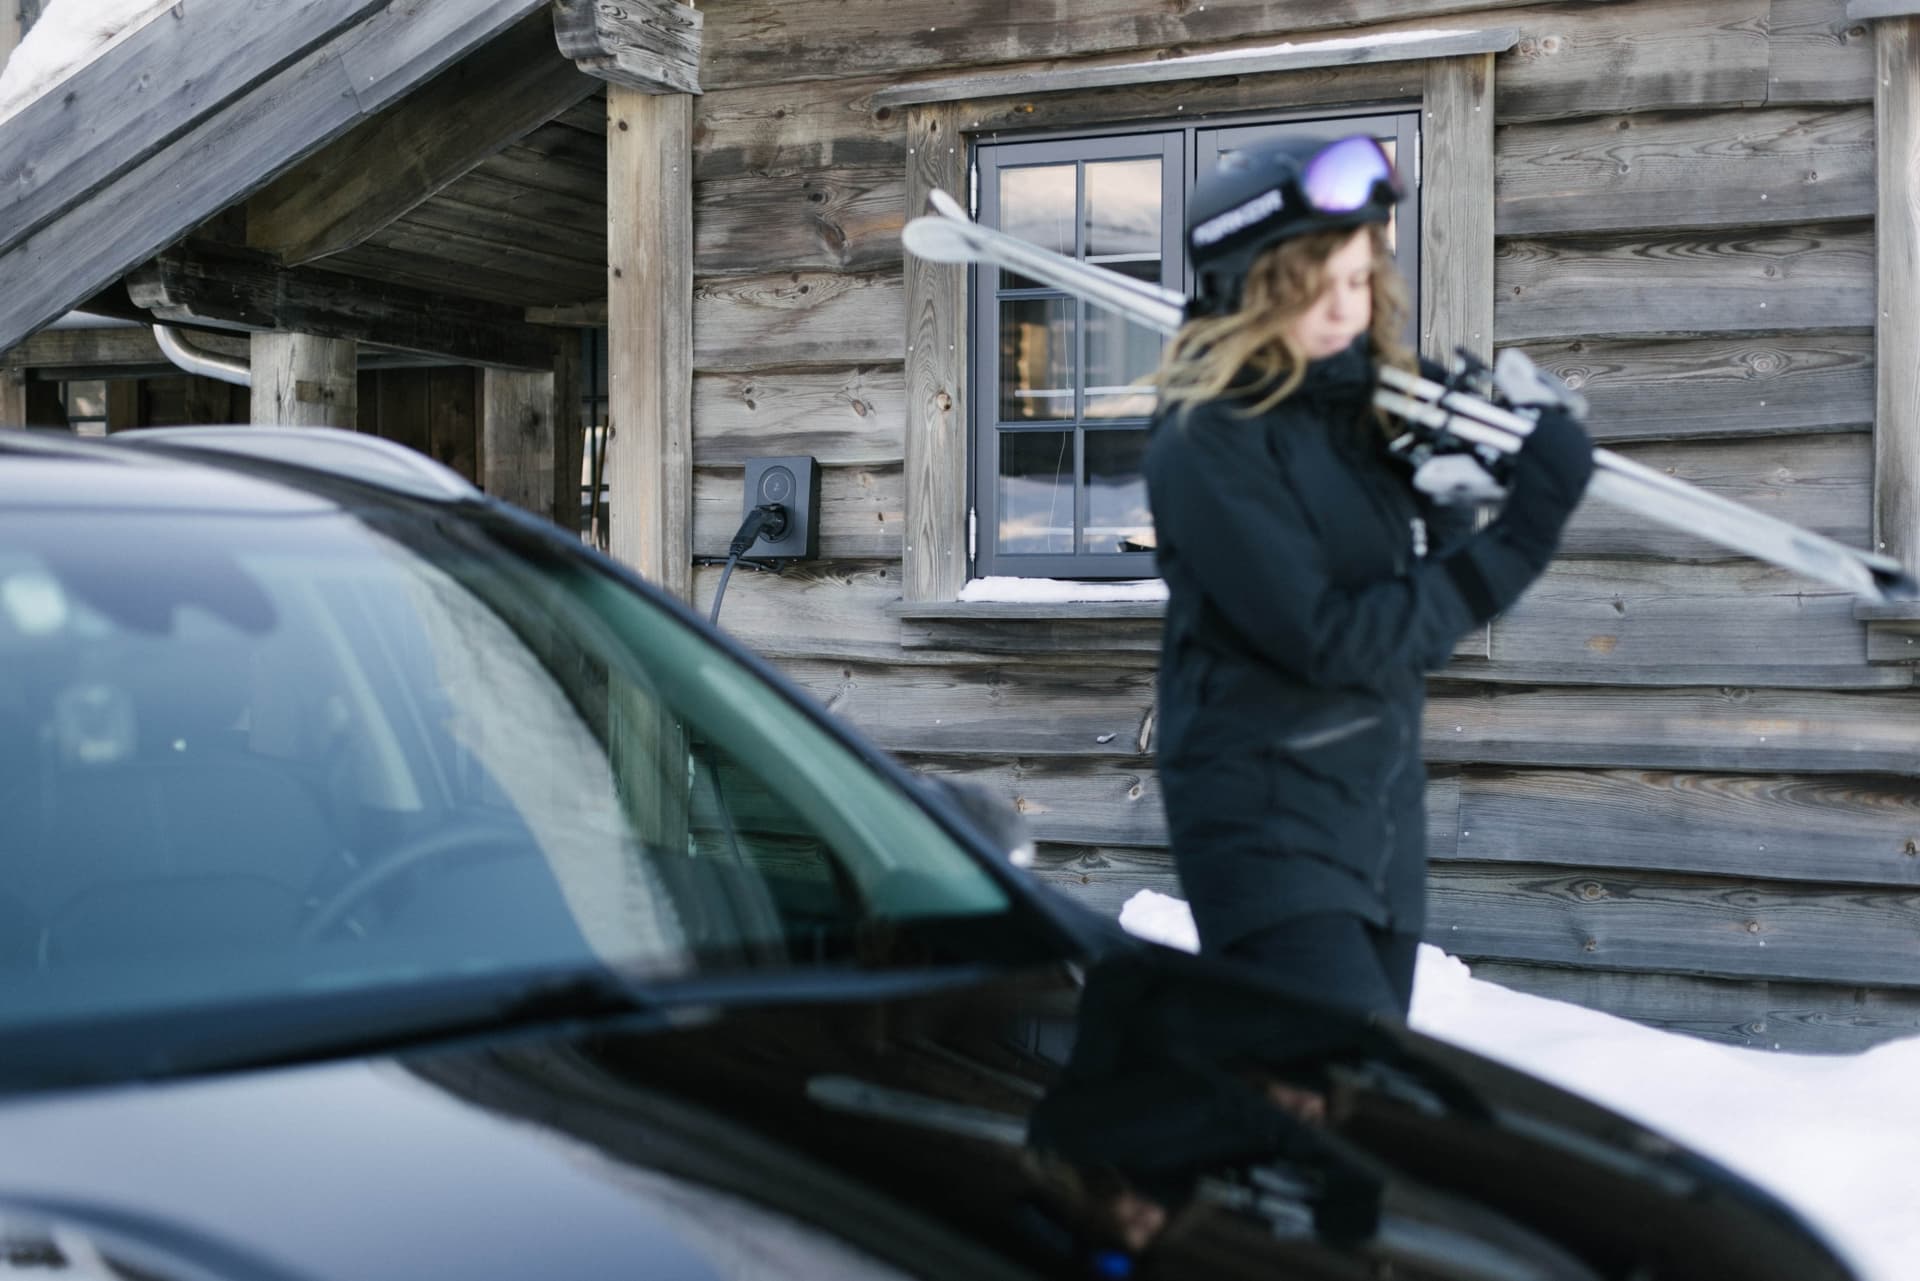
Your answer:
[1300,136,1398,213]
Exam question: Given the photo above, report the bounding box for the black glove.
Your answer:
[1497,405,1594,548]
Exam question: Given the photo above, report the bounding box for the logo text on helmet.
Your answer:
[1190,188,1285,249]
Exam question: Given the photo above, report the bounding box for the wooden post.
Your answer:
[606,85,693,600]
[1422,53,1496,367]
[902,103,970,603]
[0,367,25,429]
[482,367,557,517]
[250,331,357,427]
[1874,18,1920,574]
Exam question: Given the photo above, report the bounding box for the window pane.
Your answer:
[998,431,1074,554]
[1084,309,1161,420]
[1000,163,1075,291]
[1084,157,1160,272]
[1081,430,1153,556]
[65,380,106,421]
[998,297,1074,421]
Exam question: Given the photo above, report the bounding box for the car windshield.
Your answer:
[0,488,1050,1064]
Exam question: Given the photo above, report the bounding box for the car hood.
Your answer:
[0,947,1859,1281]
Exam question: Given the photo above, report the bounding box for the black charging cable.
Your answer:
[709,503,787,625]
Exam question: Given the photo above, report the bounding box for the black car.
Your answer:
[0,427,1857,1281]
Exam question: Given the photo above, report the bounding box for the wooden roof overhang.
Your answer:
[0,0,697,371]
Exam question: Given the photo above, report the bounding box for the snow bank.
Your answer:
[0,0,173,127]
[1119,889,1918,1281]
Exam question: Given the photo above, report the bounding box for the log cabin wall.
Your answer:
[683,0,1920,1052]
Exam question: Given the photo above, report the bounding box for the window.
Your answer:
[969,109,1420,580]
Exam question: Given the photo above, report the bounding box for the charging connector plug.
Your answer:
[712,503,789,625]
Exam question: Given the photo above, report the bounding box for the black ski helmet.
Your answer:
[1184,133,1402,318]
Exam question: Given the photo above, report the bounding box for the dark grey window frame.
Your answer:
[967,107,1422,581]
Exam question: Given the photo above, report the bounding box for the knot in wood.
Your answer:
[936,390,953,413]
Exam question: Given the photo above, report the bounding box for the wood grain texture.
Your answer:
[1768,0,1877,104]
[0,0,386,261]
[695,164,904,274]
[553,0,703,95]
[1493,0,1769,123]
[1874,20,1920,577]
[1495,106,1874,237]
[1554,432,1870,559]
[698,0,1543,91]
[693,77,903,183]
[0,0,549,354]
[1512,335,1873,442]
[1467,962,1920,1053]
[694,270,904,369]
[250,332,357,428]
[1422,53,1495,365]
[1449,767,1920,887]
[901,103,969,602]
[693,365,904,466]
[326,236,606,309]
[481,368,556,518]
[1494,223,1874,342]
[247,9,596,266]
[0,368,25,428]
[1428,861,1920,987]
[608,86,695,600]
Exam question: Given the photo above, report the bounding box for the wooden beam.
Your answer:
[1873,20,1920,580]
[127,241,555,371]
[0,368,25,429]
[251,332,358,428]
[1422,52,1495,366]
[247,10,597,267]
[0,0,388,265]
[901,103,968,603]
[553,0,702,95]
[0,0,550,356]
[482,368,557,518]
[607,86,693,599]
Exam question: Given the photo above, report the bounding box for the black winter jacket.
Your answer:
[1142,340,1573,951]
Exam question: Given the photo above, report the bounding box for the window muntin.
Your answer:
[970,109,1420,580]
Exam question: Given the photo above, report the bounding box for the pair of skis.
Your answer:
[902,190,1916,604]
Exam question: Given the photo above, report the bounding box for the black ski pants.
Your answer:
[1222,912,1419,1019]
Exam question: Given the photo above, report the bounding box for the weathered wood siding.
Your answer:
[685,0,1920,1051]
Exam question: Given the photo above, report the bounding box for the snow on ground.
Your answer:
[0,0,172,126]
[1119,889,1920,1281]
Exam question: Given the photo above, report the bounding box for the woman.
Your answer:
[1142,134,1593,1018]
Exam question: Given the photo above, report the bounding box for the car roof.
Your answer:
[0,427,479,515]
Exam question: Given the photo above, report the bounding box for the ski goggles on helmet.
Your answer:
[1187,135,1401,257]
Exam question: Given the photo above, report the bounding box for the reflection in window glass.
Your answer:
[998,297,1075,421]
[1085,157,1161,283]
[998,431,1074,554]
[1081,431,1153,555]
[1000,163,1075,291]
[1084,312,1161,420]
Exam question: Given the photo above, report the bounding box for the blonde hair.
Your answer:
[1153,224,1414,425]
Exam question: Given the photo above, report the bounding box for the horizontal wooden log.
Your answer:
[697,559,909,662]
[905,754,1170,848]
[2,325,241,373]
[1493,0,1769,124]
[696,165,904,274]
[1512,335,1873,442]
[1026,843,1181,919]
[553,0,703,95]
[1424,684,1920,774]
[695,270,905,369]
[694,365,904,466]
[1451,767,1920,887]
[1427,861,1920,987]
[1556,434,1870,560]
[1493,557,1870,674]
[1467,961,1920,1054]
[0,0,386,262]
[698,0,1544,91]
[412,169,609,245]
[783,659,1920,770]
[1768,0,1877,104]
[326,238,604,309]
[693,463,902,558]
[126,241,554,369]
[1494,223,1874,343]
[1867,618,1920,663]
[0,0,549,355]
[1495,106,1874,237]
[246,9,596,266]
[694,78,904,183]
